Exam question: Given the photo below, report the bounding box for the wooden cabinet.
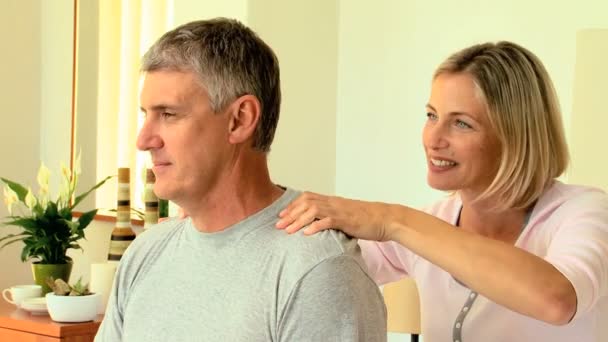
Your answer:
[0,300,102,341]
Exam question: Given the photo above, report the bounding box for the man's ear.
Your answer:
[227,95,261,145]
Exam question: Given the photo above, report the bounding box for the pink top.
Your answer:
[361,181,608,342]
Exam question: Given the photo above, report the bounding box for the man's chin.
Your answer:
[153,184,176,202]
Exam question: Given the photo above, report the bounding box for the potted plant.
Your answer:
[1,153,112,293]
[45,277,100,322]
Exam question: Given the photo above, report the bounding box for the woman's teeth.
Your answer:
[431,158,456,167]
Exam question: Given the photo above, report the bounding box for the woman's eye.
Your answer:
[426,112,437,121]
[455,120,472,129]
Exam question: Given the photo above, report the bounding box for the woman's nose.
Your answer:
[423,122,449,150]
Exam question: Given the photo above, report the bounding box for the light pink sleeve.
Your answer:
[544,190,608,321]
[358,196,459,286]
[359,239,415,285]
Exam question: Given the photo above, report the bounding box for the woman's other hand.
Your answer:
[276,191,394,241]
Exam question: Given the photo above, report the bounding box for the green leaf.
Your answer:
[108,207,144,220]
[59,207,72,220]
[0,237,26,250]
[60,219,79,233]
[4,217,40,231]
[45,202,58,217]
[20,243,32,262]
[0,233,28,244]
[72,175,114,209]
[77,209,98,230]
[0,178,28,202]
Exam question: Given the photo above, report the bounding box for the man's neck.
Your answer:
[180,156,284,233]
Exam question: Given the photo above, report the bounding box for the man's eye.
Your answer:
[161,112,175,118]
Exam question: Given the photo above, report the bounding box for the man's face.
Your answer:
[136,70,232,204]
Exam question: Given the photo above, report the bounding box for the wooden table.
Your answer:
[0,299,102,341]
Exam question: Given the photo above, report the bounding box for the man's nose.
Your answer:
[136,120,162,151]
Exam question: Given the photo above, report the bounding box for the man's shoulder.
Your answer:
[257,227,367,284]
[265,226,360,259]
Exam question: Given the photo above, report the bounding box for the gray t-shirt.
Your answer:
[95,188,387,341]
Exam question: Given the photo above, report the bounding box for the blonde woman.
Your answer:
[277,41,608,341]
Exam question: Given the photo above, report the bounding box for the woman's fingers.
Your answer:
[277,201,310,229]
[303,217,334,235]
[284,207,322,234]
[276,192,324,229]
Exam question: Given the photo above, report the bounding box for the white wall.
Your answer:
[172,0,248,26]
[0,0,76,291]
[249,0,338,194]
[40,0,73,186]
[0,0,43,291]
[569,29,608,190]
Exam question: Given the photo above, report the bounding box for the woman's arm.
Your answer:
[387,204,577,325]
[277,192,579,325]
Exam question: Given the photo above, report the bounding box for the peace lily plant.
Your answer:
[1,153,112,264]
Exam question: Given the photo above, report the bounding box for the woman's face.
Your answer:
[422,72,501,197]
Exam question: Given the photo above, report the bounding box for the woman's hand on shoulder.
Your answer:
[276,191,393,241]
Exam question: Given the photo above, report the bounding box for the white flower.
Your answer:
[59,162,73,206]
[68,152,81,195]
[61,162,71,182]
[36,162,50,210]
[74,150,82,176]
[36,162,50,192]
[25,188,37,210]
[38,195,48,212]
[3,185,18,215]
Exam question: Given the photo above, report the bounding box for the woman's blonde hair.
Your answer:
[434,41,569,210]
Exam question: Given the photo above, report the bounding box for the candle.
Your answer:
[90,262,118,314]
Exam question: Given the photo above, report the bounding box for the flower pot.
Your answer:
[46,292,100,322]
[31,263,73,294]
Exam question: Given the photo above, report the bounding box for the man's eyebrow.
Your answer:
[139,104,179,113]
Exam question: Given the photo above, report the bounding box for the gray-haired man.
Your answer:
[95,18,386,342]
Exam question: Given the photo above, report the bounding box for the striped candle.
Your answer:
[144,169,159,228]
[108,167,136,261]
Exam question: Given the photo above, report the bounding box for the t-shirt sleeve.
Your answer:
[94,261,126,341]
[544,190,608,322]
[94,231,149,342]
[277,255,387,342]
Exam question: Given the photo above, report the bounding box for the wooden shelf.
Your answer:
[0,300,102,341]
[73,211,144,226]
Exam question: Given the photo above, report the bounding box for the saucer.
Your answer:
[20,297,48,315]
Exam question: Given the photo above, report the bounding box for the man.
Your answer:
[95,18,386,341]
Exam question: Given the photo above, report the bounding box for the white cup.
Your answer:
[90,262,117,314]
[2,285,42,307]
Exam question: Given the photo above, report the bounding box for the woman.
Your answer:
[276,41,608,341]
